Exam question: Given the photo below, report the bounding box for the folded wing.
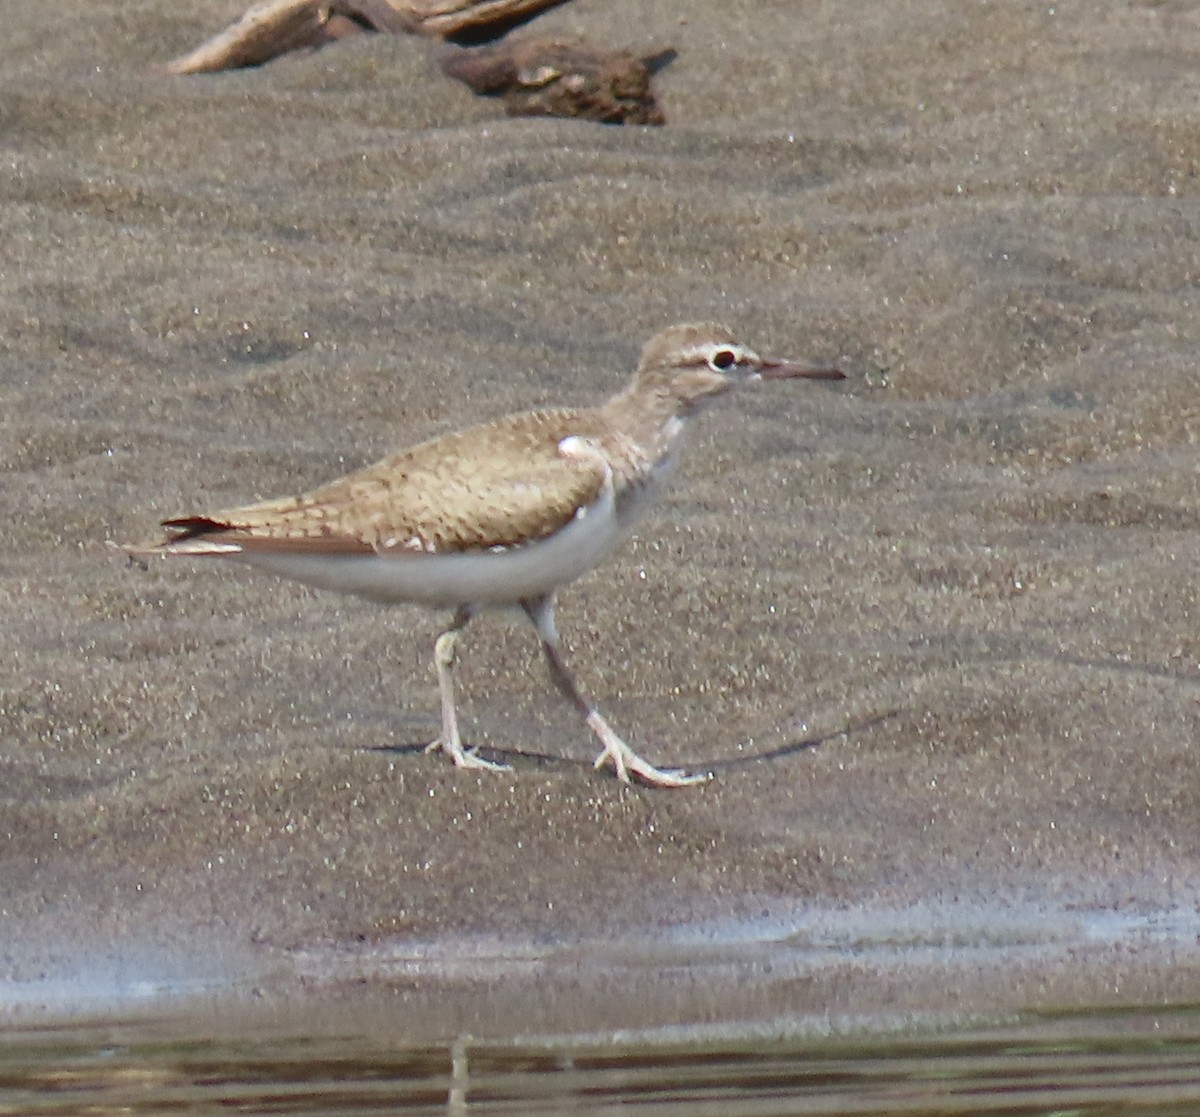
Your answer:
[154,410,608,557]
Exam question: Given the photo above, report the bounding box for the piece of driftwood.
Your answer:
[395,0,572,42]
[441,38,673,124]
[162,0,570,75]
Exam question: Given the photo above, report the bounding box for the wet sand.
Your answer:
[3,0,1200,1033]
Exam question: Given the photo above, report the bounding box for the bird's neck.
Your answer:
[597,380,689,470]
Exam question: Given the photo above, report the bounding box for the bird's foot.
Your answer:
[426,737,511,772]
[593,741,711,788]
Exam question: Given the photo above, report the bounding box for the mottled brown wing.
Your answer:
[161,409,608,555]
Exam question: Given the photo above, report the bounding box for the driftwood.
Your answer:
[392,0,573,41]
[161,0,672,125]
[440,38,673,125]
[162,0,571,75]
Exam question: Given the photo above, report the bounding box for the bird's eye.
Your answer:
[710,349,737,371]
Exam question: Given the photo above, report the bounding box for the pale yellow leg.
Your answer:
[521,595,710,788]
[425,606,510,772]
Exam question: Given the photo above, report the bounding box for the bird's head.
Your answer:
[634,322,844,414]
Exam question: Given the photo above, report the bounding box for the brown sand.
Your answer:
[3,0,1200,1033]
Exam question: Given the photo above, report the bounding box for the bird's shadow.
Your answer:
[693,708,901,774]
[364,709,900,782]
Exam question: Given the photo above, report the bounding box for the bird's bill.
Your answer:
[757,359,846,381]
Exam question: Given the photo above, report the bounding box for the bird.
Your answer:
[123,323,844,788]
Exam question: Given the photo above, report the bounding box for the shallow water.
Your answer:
[5,899,1200,1115]
[5,1008,1200,1115]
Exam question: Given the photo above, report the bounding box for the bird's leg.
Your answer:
[520,595,710,788]
[426,605,509,771]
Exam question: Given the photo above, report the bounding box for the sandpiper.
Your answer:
[125,323,843,788]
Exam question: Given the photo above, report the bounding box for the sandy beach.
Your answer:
[3,0,1200,1033]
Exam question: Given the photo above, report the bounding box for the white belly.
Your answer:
[227,483,628,609]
